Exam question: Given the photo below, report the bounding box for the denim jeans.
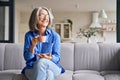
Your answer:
[25,58,61,80]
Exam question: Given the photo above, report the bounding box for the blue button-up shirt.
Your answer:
[22,28,65,74]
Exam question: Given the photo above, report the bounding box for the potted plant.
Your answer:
[67,19,73,31]
[77,28,102,43]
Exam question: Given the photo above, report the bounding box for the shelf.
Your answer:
[101,22,116,32]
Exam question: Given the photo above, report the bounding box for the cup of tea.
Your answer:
[39,36,46,42]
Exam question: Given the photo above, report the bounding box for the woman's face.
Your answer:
[37,9,49,28]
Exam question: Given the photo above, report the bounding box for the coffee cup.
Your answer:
[39,36,46,42]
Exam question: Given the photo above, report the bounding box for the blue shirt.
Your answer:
[22,28,65,74]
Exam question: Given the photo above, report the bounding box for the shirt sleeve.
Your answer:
[23,33,35,62]
[51,32,61,63]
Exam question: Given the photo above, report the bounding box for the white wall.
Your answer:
[14,8,20,43]
[53,11,116,43]
[15,11,116,43]
[18,12,30,43]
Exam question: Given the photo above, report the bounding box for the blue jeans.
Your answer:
[25,58,61,80]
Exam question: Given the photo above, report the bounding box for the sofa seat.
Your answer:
[73,73,104,80]
[0,69,73,80]
[0,43,120,80]
[55,70,73,80]
[0,70,27,80]
[0,71,15,80]
[0,70,20,80]
[103,74,120,80]
[100,71,120,80]
[100,71,120,76]
[73,70,104,80]
[74,70,100,74]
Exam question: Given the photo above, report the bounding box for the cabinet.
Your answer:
[54,23,71,41]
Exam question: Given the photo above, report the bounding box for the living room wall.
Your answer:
[53,11,116,43]
[15,10,116,43]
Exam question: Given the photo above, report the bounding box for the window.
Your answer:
[0,0,14,43]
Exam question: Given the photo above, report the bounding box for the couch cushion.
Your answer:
[0,43,7,71]
[55,70,73,80]
[13,74,28,80]
[100,71,120,76]
[0,70,21,80]
[98,43,120,71]
[74,70,100,75]
[73,73,104,80]
[0,70,27,80]
[4,44,25,70]
[74,43,100,71]
[103,74,120,80]
[60,43,74,70]
[0,71,15,80]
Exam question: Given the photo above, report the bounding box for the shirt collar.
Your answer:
[45,28,51,35]
[32,28,51,36]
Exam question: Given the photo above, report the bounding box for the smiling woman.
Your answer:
[21,6,65,80]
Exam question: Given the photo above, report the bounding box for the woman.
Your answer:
[21,7,65,80]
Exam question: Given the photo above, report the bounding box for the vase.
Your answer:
[87,38,91,43]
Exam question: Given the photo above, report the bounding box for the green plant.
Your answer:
[67,19,72,31]
[77,28,102,43]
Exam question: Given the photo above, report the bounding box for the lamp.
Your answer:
[89,11,102,28]
[89,9,107,28]
[99,9,107,19]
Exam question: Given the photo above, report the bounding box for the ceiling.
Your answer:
[15,0,116,12]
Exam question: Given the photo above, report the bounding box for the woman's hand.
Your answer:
[36,53,52,60]
[30,35,40,54]
[39,35,46,42]
[32,35,46,45]
[32,35,40,46]
[30,35,46,54]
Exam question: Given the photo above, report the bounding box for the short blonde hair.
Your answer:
[29,7,54,31]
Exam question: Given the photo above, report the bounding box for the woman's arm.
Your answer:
[51,33,61,63]
[23,33,35,61]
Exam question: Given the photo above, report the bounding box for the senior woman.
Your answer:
[21,7,65,80]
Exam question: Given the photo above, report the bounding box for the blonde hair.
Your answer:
[29,7,54,31]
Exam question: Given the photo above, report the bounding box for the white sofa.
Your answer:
[0,43,120,80]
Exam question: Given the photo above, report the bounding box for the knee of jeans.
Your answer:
[35,58,48,68]
[47,70,54,79]
[47,70,53,75]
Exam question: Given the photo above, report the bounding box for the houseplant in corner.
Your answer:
[77,28,102,43]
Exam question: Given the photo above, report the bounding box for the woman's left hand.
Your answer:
[36,53,52,60]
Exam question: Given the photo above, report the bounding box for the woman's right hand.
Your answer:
[32,35,46,45]
[30,35,40,54]
[32,35,40,46]
[30,35,46,54]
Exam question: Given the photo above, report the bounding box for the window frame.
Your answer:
[0,0,14,43]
